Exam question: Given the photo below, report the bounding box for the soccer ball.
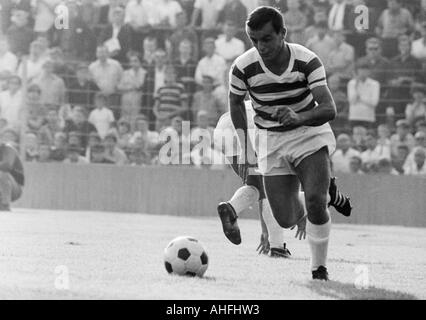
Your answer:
[164,236,209,277]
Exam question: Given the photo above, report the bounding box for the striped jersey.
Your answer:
[229,43,327,131]
[155,82,188,113]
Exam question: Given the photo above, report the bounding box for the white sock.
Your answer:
[261,200,284,248]
[228,186,259,215]
[306,213,331,271]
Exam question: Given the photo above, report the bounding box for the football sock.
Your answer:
[228,186,259,215]
[261,200,283,248]
[306,213,331,271]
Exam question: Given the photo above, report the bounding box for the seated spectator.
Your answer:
[376,0,414,58]
[361,134,388,173]
[217,0,247,29]
[25,132,39,162]
[38,144,52,163]
[195,37,227,87]
[411,21,426,64]
[17,40,47,82]
[192,75,225,126]
[0,75,24,130]
[173,39,197,101]
[390,119,415,158]
[403,131,426,170]
[68,63,100,109]
[153,65,189,131]
[38,108,63,146]
[391,143,410,174]
[63,144,89,165]
[85,131,102,161]
[0,127,20,149]
[190,0,226,29]
[103,132,128,165]
[67,131,83,150]
[283,0,307,45]
[305,21,335,65]
[88,93,116,140]
[405,83,426,126]
[89,45,123,96]
[329,75,349,135]
[376,124,392,158]
[63,106,98,149]
[325,31,355,80]
[415,119,426,134]
[215,20,246,64]
[0,38,18,73]
[116,118,133,152]
[331,133,361,173]
[167,12,199,62]
[129,114,159,150]
[98,6,132,64]
[403,147,426,175]
[349,156,364,174]
[6,9,34,57]
[191,110,215,147]
[128,146,152,166]
[50,132,67,162]
[352,125,368,152]
[90,144,115,164]
[117,52,146,119]
[347,60,380,129]
[377,158,399,175]
[32,60,66,106]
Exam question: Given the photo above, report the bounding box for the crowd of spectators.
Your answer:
[0,0,425,176]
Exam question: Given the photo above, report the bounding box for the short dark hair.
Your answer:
[246,6,284,34]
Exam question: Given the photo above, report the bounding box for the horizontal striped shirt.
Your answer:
[155,82,188,113]
[229,43,327,131]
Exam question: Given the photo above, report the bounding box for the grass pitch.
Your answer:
[0,209,425,300]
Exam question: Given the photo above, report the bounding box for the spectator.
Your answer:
[98,0,124,25]
[0,75,24,130]
[49,47,76,87]
[167,11,199,62]
[192,75,225,126]
[124,0,150,30]
[117,52,147,119]
[129,114,159,150]
[116,118,133,152]
[327,0,354,32]
[391,143,410,174]
[79,0,100,31]
[25,132,39,162]
[331,133,361,173]
[89,45,123,96]
[153,49,168,95]
[6,9,33,57]
[325,31,355,80]
[63,144,89,164]
[38,144,51,163]
[153,65,189,131]
[90,144,115,164]
[377,158,399,175]
[390,119,415,158]
[173,40,197,100]
[352,125,368,152]
[195,37,227,86]
[215,20,246,64]
[403,147,426,175]
[217,0,247,29]
[349,156,363,174]
[99,6,133,64]
[361,134,388,173]
[84,131,102,161]
[38,108,62,146]
[0,127,20,149]
[26,85,47,134]
[0,38,18,73]
[17,40,47,82]
[88,93,116,139]
[328,75,349,135]
[68,63,100,109]
[191,110,214,149]
[33,0,62,36]
[415,119,426,134]
[212,66,230,115]
[160,115,192,165]
[376,0,414,58]
[50,131,67,162]
[158,0,183,28]
[63,106,98,149]
[303,5,328,45]
[103,132,128,165]
[403,131,426,170]
[376,124,392,159]
[32,59,66,106]
[142,36,158,67]
[347,60,380,129]
[283,0,307,45]
[128,145,152,166]
[405,83,426,126]
[411,21,426,64]
[305,21,335,64]
[190,0,226,29]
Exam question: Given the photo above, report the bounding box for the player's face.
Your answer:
[247,22,284,62]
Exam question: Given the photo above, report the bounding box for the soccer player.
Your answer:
[0,141,24,211]
[220,6,352,280]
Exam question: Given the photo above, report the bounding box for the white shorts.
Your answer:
[255,123,336,176]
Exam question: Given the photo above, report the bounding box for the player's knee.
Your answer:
[271,210,298,229]
[305,193,327,216]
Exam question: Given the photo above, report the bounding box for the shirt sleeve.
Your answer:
[229,62,247,96]
[303,53,327,90]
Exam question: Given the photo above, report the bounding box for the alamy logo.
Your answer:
[54,5,69,30]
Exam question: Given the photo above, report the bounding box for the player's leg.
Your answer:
[294,147,332,281]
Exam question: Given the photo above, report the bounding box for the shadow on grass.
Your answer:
[304,280,417,300]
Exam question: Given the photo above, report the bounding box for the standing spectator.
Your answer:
[124,0,150,29]
[88,93,116,140]
[347,60,381,129]
[405,84,426,126]
[303,5,328,45]
[67,63,100,109]
[325,31,355,80]
[98,0,123,25]
[190,0,226,30]
[0,75,23,130]
[283,0,307,45]
[376,0,414,58]
[32,0,62,36]
[117,52,147,120]
[173,39,197,102]
[32,60,66,106]
[63,106,98,149]
[99,6,133,64]
[0,39,18,73]
[327,0,354,32]
[191,75,225,126]
[89,45,123,96]
[390,119,415,158]
[331,133,361,173]
[38,108,63,146]
[217,0,247,29]
[6,9,34,57]
[159,0,183,28]
[411,21,426,65]
[17,40,47,82]
[103,132,128,165]
[305,21,335,64]
[214,20,246,64]
[403,147,426,175]
[195,37,227,86]
[153,65,188,131]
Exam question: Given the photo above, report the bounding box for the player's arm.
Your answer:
[0,147,15,172]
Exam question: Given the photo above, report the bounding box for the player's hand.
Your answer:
[291,216,307,240]
[256,233,270,255]
[272,106,302,128]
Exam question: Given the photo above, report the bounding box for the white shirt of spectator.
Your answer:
[361,147,390,165]
[347,77,380,123]
[0,89,23,130]
[17,56,47,82]
[0,51,18,73]
[328,1,346,31]
[88,107,115,139]
[194,0,226,29]
[89,58,123,95]
[33,0,62,33]
[154,66,166,95]
[159,0,183,28]
[331,148,361,173]
[403,158,426,175]
[215,35,246,63]
[125,0,149,28]
[195,54,227,86]
[411,38,426,61]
